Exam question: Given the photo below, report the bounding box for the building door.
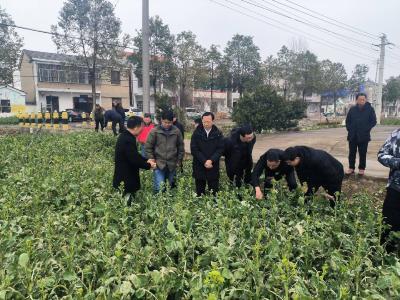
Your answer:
[46,96,59,112]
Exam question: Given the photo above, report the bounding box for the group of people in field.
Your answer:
[110,92,398,253]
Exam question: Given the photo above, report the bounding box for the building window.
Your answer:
[0,99,11,113]
[111,70,120,85]
[112,98,122,107]
[136,100,143,111]
[38,63,97,84]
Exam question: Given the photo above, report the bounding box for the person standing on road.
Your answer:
[252,149,297,200]
[94,104,105,132]
[137,113,155,158]
[283,146,344,207]
[145,110,185,193]
[377,129,400,253]
[190,112,224,196]
[104,109,123,136]
[113,116,156,205]
[345,92,377,176]
[224,125,256,188]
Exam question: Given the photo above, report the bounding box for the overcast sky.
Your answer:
[2,0,400,80]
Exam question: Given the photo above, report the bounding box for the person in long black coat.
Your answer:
[190,112,224,196]
[251,149,297,199]
[345,92,377,176]
[224,125,256,187]
[113,116,156,205]
[283,146,344,207]
[104,109,123,136]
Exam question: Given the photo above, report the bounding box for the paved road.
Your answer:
[185,125,399,179]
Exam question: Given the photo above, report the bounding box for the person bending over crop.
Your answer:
[283,146,344,207]
[224,125,256,188]
[113,116,156,205]
[252,149,297,200]
[104,109,124,136]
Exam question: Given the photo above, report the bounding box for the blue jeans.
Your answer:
[140,143,147,158]
[153,167,176,193]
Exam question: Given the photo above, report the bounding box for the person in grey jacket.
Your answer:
[377,128,400,253]
[145,110,185,193]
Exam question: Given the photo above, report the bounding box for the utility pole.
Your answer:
[142,0,150,113]
[211,61,214,112]
[374,34,392,124]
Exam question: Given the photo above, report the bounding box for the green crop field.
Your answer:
[0,132,399,299]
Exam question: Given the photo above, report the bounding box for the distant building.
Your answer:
[0,85,26,116]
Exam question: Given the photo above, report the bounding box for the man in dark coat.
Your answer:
[113,116,156,205]
[283,146,344,207]
[345,92,377,176]
[190,112,224,196]
[224,125,256,188]
[94,104,105,132]
[252,149,297,199]
[104,109,123,136]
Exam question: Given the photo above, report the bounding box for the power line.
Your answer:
[256,0,376,48]
[0,22,137,51]
[212,0,377,62]
[258,0,377,41]
[241,0,377,52]
[280,0,378,39]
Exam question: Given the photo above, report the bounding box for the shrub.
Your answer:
[0,116,19,125]
[232,86,306,132]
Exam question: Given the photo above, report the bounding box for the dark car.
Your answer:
[65,109,84,122]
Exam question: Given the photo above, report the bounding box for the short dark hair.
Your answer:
[266,149,281,162]
[356,92,367,100]
[238,125,253,136]
[161,110,174,121]
[143,113,151,118]
[283,147,298,161]
[194,118,202,125]
[202,112,215,120]
[127,116,143,129]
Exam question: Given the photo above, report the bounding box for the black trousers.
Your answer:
[381,187,400,253]
[348,141,369,170]
[95,118,105,131]
[228,168,252,188]
[305,182,342,208]
[195,178,219,197]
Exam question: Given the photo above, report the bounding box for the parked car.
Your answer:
[185,107,202,120]
[125,107,143,120]
[65,109,83,122]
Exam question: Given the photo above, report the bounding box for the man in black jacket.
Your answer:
[224,125,256,187]
[252,149,297,199]
[345,92,377,176]
[113,116,156,205]
[190,112,224,196]
[283,146,344,207]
